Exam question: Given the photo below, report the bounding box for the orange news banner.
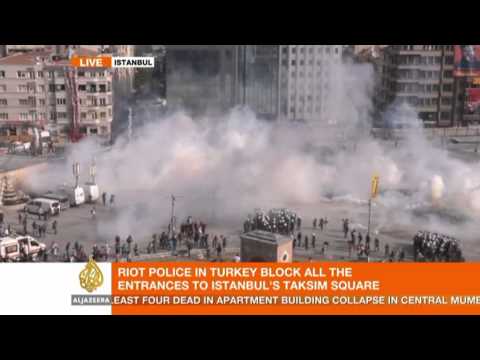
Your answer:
[111,263,480,315]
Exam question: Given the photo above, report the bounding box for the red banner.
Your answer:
[465,88,480,113]
[455,45,480,77]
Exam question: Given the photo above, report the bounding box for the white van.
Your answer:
[41,192,70,211]
[68,187,85,207]
[84,183,100,203]
[0,236,46,261]
[24,198,60,216]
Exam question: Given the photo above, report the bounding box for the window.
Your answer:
[56,84,65,91]
[48,71,55,78]
[37,71,43,78]
[50,112,57,120]
[0,71,5,79]
[81,112,87,120]
[49,84,55,92]
[99,84,106,93]
[56,71,64,77]
[443,84,453,92]
[37,85,45,93]
[444,70,453,78]
[79,85,86,91]
[18,85,28,92]
[291,60,296,66]
[441,111,450,120]
[0,99,7,106]
[56,98,66,105]
[445,56,454,64]
[98,71,105,77]
[441,98,452,105]
[78,71,85,77]
[17,71,26,78]
[19,113,28,120]
[0,113,8,120]
[19,99,29,106]
[57,112,67,119]
[99,98,106,106]
[100,112,106,119]
[0,85,6,92]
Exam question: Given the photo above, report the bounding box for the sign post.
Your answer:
[368,175,380,237]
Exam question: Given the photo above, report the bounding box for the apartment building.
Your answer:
[278,45,343,123]
[0,48,113,142]
[378,45,456,127]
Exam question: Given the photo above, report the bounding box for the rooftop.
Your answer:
[240,230,292,246]
[0,47,101,67]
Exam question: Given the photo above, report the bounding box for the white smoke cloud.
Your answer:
[19,59,480,248]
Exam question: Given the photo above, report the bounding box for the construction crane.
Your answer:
[64,66,83,143]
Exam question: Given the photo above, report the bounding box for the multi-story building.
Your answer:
[237,45,280,120]
[0,48,114,142]
[165,45,239,115]
[165,45,344,123]
[378,45,456,127]
[278,45,343,123]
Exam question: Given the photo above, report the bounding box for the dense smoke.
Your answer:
[21,58,480,246]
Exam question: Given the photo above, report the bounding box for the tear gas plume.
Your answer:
[21,60,480,244]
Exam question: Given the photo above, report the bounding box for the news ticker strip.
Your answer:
[3,263,480,315]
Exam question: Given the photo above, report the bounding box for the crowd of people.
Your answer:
[243,209,301,235]
[413,231,464,262]
[145,217,228,260]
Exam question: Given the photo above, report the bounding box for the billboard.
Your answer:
[465,88,480,113]
[454,45,480,77]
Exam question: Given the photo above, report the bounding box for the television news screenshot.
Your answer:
[0,44,479,316]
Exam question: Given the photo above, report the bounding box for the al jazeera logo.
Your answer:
[72,257,111,306]
[79,257,104,293]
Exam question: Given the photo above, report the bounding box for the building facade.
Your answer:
[237,45,280,120]
[166,45,238,116]
[278,45,343,123]
[378,45,456,127]
[0,49,113,142]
